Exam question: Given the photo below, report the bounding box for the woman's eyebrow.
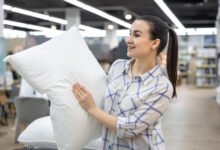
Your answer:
[130,30,142,34]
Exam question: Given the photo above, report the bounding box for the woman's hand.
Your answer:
[72,82,117,131]
[72,82,97,113]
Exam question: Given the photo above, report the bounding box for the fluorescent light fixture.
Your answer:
[3,4,12,10]
[80,30,106,37]
[63,0,131,28]
[175,28,217,35]
[4,19,104,35]
[3,20,62,33]
[78,24,103,32]
[3,28,27,38]
[28,27,217,38]
[3,20,106,38]
[29,31,64,38]
[79,25,106,37]
[3,4,67,25]
[29,30,106,38]
[154,0,185,30]
[116,28,217,36]
[3,4,104,33]
[50,25,57,30]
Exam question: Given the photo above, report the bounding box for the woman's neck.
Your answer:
[131,56,157,77]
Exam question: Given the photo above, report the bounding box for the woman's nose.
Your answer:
[126,36,133,44]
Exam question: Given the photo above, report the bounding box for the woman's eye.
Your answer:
[129,33,140,37]
[134,34,140,37]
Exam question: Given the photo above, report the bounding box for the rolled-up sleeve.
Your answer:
[116,83,173,138]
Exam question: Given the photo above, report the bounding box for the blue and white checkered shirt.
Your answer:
[101,58,173,150]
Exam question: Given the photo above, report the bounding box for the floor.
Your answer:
[163,85,220,150]
[0,84,220,150]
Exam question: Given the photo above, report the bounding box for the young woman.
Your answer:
[72,15,178,150]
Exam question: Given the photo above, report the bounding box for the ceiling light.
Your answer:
[154,0,185,30]
[3,20,104,35]
[3,20,61,33]
[78,24,103,32]
[3,28,27,38]
[3,5,12,10]
[63,0,131,28]
[175,28,216,35]
[125,14,132,20]
[116,28,216,36]
[3,4,67,25]
[29,31,63,38]
[107,24,114,30]
[3,4,104,33]
[51,25,57,30]
[3,20,106,38]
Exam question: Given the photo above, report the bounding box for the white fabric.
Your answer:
[4,27,107,150]
[84,138,102,149]
[19,116,102,149]
[18,116,57,149]
[19,78,48,99]
[19,78,35,96]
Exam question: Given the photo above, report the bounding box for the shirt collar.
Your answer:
[122,58,163,85]
[122,58,135,75]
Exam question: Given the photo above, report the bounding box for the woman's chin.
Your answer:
[127,51,136,57]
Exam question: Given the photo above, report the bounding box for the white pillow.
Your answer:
[4,27,107,150]
[19,116,102,149]
[18,116,57,149]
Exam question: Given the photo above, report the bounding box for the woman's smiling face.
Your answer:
[126,20,158,59]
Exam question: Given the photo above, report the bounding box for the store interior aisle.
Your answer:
[163,85,220,150]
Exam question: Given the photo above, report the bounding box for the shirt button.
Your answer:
[135,76,141,81]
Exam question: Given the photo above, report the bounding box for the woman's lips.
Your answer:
[128,46,136,50]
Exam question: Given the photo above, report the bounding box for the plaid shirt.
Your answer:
[101,58,173,150]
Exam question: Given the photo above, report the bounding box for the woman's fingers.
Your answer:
[79,86,88,94]
[74,83,82,92]
[76,83,89,94]
[72,88,80,100]
[72,84,86,101]
[72,82,96,112]
[74,83,88,94]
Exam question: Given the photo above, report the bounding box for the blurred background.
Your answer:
[0,0,220,150]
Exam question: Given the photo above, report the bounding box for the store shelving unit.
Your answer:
[178,45,191,78]
[196,48,217,88]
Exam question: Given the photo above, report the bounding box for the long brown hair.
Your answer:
[136,15,178,97]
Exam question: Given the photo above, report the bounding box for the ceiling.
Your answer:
[4,0,219,31]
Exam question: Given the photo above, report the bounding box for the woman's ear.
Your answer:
[152,39,160,50]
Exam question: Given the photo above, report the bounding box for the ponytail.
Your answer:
[136,15,178,97]
[167,28,178,97]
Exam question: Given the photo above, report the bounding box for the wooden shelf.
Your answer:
[196,85,216,88]
[196,75,216,78]
[196,65,216,68]
[197,57,216,59]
